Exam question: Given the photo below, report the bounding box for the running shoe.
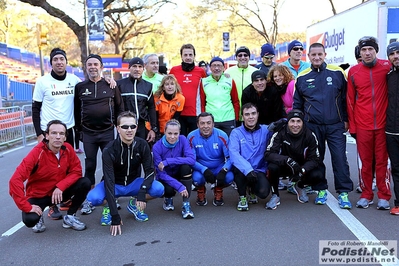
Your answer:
[116,199,121,210]
[278,180,287,190]
[390,206,399,215]
[237,196,249,211]
[248,193,258,204]
[127,199,149,222]
[338,192,352,209]
[376,199,390,210]
[59,199,72,211]
[101,206,111,226]
[32,216,46,233]
[63,214,86,231]
[163,198,174,211]
[265,194,280,210]
[80,199,95,215]
[196,186,207,206]
[48,205,62,220]
[315,190,327,205]
[213,187,224,206]
[181,202,194,219]
[356,198,373,209]
[75,148,84,154]
[287,182,297,195]
[294,183,308,203]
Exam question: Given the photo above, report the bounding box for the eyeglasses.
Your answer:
[263,55,274,59]
[237,54,249,58]
[120,124,137,130]
[210,64,224,68]
[292,47,304,51]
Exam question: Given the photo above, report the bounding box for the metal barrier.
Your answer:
[9,80,33,101]
[0,73,8,100]
[0,104,35,148]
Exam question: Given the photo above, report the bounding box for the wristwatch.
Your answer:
[152,127,159,133]
[301,168,306,174]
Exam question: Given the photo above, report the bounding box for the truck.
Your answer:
[306,0,399,66]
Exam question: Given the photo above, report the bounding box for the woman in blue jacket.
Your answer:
[153,119,196,219]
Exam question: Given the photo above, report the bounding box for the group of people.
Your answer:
[8,36,399,237]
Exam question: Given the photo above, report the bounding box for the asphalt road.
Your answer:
[0,137,398,266]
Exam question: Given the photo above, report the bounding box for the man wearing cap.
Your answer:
[33,48,81,146]
[142,53,164,93]
[117,57,158,141]
[225,46,257,112]
[170,44,207,136]
[281,40,310,78]
[294,42,353,209]
[199,56,240,135]
[347,36,392,210]
[386,41,399,215]
[198,61,209,76]
[265,109,328,209]
[75,54,124,189]
[241,70,284,125]
[255,43,276,76]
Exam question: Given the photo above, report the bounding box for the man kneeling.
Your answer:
[265,110,328,209]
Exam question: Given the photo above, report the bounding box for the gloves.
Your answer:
[350,133,356,140]
[286,158,302,175]
[246,171,258,183]
[216,169,227,187]
[268,118,287,132]
[203,169,215,183]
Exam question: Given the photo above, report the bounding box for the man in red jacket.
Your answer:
[9,120,91,233]
[347,36,392,210]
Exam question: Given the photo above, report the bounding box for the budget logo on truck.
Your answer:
[310,28,345,51]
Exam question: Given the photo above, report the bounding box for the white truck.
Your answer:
[306,0,399,66]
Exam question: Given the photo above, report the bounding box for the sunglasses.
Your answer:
[120,124,137,130]
[292,47,304,51]
[237,54,249,58]
[263,55,274,59]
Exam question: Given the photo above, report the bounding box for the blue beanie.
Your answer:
[288,40,304,54]
[260,43,275,57]
[209,56,224,66]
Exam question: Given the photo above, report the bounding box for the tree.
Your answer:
[328,0,369,15]
[18,0,175,64]
[203,0,284,46]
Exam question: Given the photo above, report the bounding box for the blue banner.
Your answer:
[87,0,104,41]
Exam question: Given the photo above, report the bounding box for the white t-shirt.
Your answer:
[33,73,81,131]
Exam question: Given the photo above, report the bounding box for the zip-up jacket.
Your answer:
[293,62,348,125]
[225,65,257,105]
[241,83,285,125]
[153,136,195,192]
[347,59,391,133]
[265,124,320,173]
[281,59,310,78]
[386,66,399,134]
[9,141,82,213]
[117,76,157,129]
[102,136,155,224]
[187,128,232,173]
[74,78,123,132]
[229,124,272,175]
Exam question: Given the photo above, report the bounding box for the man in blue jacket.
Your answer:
[188,112,234,206]
[293,42,353,209]
[229,103,272,211]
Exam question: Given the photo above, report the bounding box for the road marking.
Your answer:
[326,192,398,266]
[0,142,36,157]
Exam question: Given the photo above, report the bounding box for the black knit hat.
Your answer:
[358,36,379,53]
[85,54,103,66]
[235,46,250,57]
[49,48,67,65]
[129,57,144,68]
[287,109,304,122]
[251,70,267,82]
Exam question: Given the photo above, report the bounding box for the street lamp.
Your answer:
[37,24,47,76]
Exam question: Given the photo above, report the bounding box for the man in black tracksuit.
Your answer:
[117,57,158,142]
[74,54,124,186]
[385,42,399,215]
[265,110,327,209]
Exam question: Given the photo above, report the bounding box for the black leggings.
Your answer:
[162,164,192,200]
[22,177,91,227]
[233,167,270,199]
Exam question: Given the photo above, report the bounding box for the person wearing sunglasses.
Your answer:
[255,43,276,76]
[294,42,353,209]
[225,46,257,120]
[347,36,392,210]
[86,111,164,236]
[281,40,310,78]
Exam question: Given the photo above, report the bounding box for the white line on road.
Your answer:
[1,222,25,237]
[326,192,399,266]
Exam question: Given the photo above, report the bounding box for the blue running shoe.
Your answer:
[287,182,297,195]
[101,207,111,226]
[338,192,352,209]
[127,199,149,222]
[181,202,194,219]
[315,190,327,205]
